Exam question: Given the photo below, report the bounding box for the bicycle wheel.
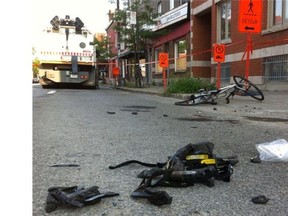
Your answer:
[233,76,264,101]
[175,93,211,106]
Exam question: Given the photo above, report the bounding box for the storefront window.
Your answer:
[157,2,162,16]
[155,48,162,73]
[170,0,174,10]
[175,39,187,72]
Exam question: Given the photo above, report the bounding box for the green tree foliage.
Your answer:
[32,47,39,78]
[112,0,165,87]
[166,78,216,94]
[112,0,157,52]
[92,35,114,62]
[32,58,40,78]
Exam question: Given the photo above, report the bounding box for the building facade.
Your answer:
[207,0,287,90]
[150,0,191,85]
[107,0,288,90]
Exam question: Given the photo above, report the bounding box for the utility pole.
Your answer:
[108,0,119,9]
[116,0,121,85]
[132,3,142,87]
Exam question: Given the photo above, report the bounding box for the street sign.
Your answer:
[213,44,225,63]
[130,11,137,25]
[159,52,169,68]
[112,67,120,76]
[239,0,262,33]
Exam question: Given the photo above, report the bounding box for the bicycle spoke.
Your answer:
[233,76,264,101]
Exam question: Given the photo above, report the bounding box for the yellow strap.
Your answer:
[201,159,216,165]
[186,154,209,160]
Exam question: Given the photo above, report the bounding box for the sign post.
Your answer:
[238,0,262,79]
[241,33,253,79]
[159,52,169,91]
[213,44,225,89]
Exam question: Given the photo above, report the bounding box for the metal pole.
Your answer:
[217,62,221,89]
[245,32,252,80]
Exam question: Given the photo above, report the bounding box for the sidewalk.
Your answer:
[110,84,288,118]
[112,84,191,100]
[114,84,166,96]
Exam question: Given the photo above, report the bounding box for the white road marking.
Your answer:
[47,90,56,95]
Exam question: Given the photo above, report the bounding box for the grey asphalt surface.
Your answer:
[33,84,288,216]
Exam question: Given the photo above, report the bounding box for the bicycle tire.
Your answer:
[175,93,210,106]
[233,76,264,101]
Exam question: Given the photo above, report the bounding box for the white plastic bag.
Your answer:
[255,139,288,162]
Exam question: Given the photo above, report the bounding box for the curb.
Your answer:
[114,86,164,96]
[114,86,189,100]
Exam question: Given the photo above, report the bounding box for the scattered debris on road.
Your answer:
[109,142,238,206]
[49,164,80,167]
[251,195,269,204]
[45,185,119,213]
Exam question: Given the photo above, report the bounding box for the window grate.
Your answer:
[263,54,288,82]
[214,63,230,86]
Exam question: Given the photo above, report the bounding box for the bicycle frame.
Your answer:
[210,84,239,102]
[213,84,237,95]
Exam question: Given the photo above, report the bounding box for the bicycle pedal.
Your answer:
[226,98,230,104]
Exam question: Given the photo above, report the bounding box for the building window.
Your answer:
[157,2,162,16]
[179,0,188,5]
[174,39,187,72]
[264,54,288,82]
[170,0,174,10]
[265,0,288,32]
[273,0,288,26]
[218,0,231,41]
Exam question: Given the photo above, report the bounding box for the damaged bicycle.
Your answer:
[174,75,264,106]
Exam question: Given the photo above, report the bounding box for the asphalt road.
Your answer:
[33,84,288,216]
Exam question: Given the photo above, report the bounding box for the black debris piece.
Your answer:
[251,195,269,204]
[250,155,261,163]
[107,111,116,114]
[49,164,80,167]
[131,187,172,206]
[45,186,119,213]
[109,142,238,206]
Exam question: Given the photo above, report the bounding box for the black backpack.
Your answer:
[109,142,238,206]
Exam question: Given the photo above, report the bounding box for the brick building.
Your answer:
[107,0,288,90]
[205,0,288,90]
[149,0,191,85]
